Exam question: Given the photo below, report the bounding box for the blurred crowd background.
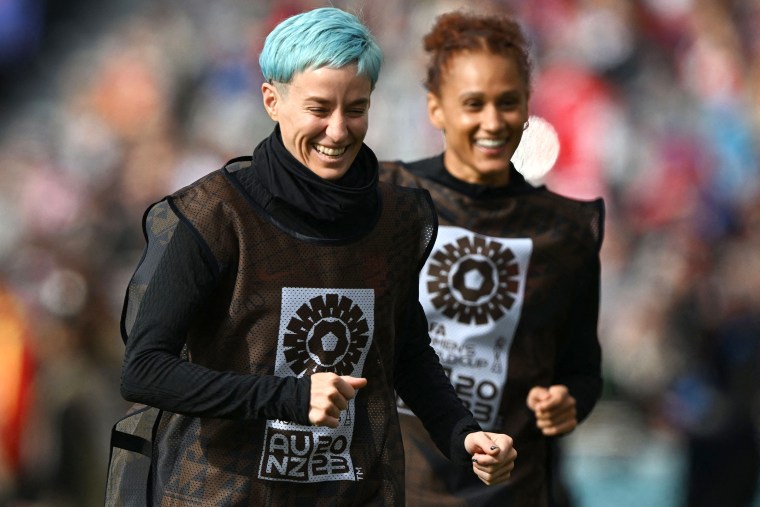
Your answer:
[1,0,759,506]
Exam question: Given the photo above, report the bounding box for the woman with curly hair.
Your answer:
[381,10,604,506]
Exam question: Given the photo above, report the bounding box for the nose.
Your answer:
[481,105,505,132]
[325,112,349,142]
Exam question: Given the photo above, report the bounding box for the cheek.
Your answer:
[508,111,528,126]
[349,118,369,139]
[446,122,475,145]
[293,121,323,143]
[451,114,479,132]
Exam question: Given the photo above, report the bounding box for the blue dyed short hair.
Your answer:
[259,7,382,88]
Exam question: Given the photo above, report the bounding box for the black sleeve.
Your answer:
[394,285,482,464]
[120,202,310,423]
[553,247,603,423]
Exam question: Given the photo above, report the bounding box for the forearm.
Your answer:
[555,257,603,423]
[395,302,481,462]
[121,341,310,422]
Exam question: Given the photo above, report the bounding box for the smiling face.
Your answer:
[262,64,372,180]
[428,50,529,186]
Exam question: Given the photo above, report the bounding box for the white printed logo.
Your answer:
[400,227,532,430]
[260,288,374,483]
[426,233,523,325]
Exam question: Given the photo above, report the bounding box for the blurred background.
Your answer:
[1,0,759,506]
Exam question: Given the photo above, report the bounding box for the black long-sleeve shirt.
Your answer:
[119,140,480,467]
[380,155,604,506]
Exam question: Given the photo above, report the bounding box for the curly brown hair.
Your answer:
[422,9,532,96]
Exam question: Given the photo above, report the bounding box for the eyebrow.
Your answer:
[304,96,370,107]
[346,98,370,109]
[458,90,522,100]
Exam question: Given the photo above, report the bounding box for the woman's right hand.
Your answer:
[308,373,367,427]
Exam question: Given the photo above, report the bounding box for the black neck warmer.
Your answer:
[250,125,379,223]
[411,154,538,199]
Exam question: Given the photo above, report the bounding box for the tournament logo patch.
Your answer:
[427,234,522,325]
[282,293,370,376]
[260,288,374,483]
[401,227,532,430]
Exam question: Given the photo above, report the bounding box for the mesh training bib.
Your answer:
[106,163,437,507]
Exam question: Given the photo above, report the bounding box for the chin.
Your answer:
[477,165,510,176]
[315,167,350,180]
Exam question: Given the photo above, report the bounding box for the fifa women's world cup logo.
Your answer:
[427,234,521,325]
[261,289,374,483]
[411,230,531,429]
[282,293,370,376]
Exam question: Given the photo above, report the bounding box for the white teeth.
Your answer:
[475,139,507,148]
[315,144,347,156]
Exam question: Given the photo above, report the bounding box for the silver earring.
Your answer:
[523,120,530,131]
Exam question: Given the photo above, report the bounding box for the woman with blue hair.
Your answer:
[105,7,516,506]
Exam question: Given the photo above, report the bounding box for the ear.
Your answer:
[524,91,531,116]
[262,82,280,121]
[427,92,445,130]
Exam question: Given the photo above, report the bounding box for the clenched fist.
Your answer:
[526,385,577,436]
[464,431,517,485]
[309,373,367,428]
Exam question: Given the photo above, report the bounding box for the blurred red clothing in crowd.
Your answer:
[0,284,35,476]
